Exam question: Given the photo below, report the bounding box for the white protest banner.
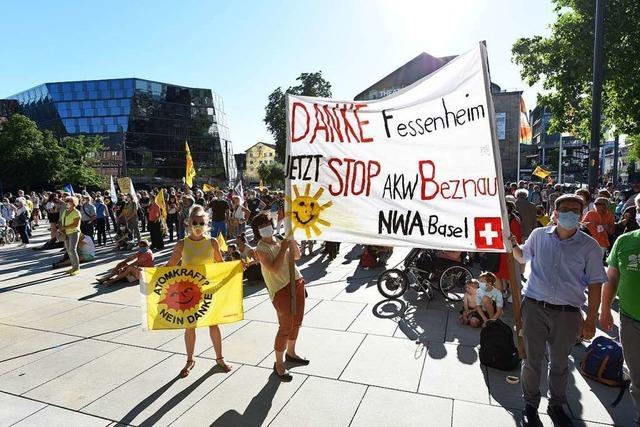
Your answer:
[284,42,509,252]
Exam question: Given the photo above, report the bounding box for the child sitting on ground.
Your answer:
[459,279,483,328]
[476,272,504,326]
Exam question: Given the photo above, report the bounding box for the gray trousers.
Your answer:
[127,218,140,242]
[521,299,582,408]
[621,315,640,422]
[64,232,80,270]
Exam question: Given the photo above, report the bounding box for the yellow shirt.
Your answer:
[256,240,301,300]
[182,236,214,266]
[537,214,550,227]
[60,208,80,234]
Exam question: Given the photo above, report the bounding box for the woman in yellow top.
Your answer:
[253,213,305,382]
[59,196,82,275]
[166,205,230,378]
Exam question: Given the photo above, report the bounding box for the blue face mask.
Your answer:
[478,281,487,291]
[557,211,580,230]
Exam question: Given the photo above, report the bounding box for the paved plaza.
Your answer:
[0,227,636,426]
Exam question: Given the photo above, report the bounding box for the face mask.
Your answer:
[478,281,487,291]
[259,225,274,237]
[138,247,148,253]
[635,214,640,225]
[192,225,205,235]
[557,211,580,230]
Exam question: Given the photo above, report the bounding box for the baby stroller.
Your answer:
[377,248,473,302]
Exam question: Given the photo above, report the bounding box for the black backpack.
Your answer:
[480,319,520,370]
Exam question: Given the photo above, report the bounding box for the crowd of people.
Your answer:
[1,177,639,424]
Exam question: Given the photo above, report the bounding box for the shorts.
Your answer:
[126,274,137,282]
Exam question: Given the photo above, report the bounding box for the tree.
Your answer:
[264,72,332,161]
[0,114,64,190]
[257,161,285,188]
[512,0,640,141]
[59,135,105,188]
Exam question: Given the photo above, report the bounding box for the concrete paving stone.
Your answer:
[107,326,183,349]
[347,303,399,336]
[304,280,350,300]
[173,365,306,427]
[244,297,321,323]
[333,279,387,305]
[0,325,44,348]
[242,293,271,311]
[270,376,366,427]
[258,326,365,379]
[34,280,103,299]
[87,285,141,306]
[0,294,64,318]
[62,306,140,337]
[452,400,555,427]
[82,354,230,426]
[0,299,91,326]
[341,334,425,392]
[19,301,125,333]
[0,331,79,375]
[350,386,453,427]
[158,320,250,357]
[13,405,111,427]
[0,392,46,426]
[302,300,366,331]
[25,345,169,410]
[394,306,448,343]
[444,311,481,347]
[418,343,490,404]
[217,321,278,365]
[0,339,120,395]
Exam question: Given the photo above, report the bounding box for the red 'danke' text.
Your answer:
[291,102,374,144]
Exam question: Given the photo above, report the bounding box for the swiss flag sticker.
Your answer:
[474,217,504,250]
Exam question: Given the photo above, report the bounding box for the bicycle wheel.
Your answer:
[439,265,472,301]
[6,228,16,244]
[377,269,409,299]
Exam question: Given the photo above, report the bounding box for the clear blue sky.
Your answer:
[0,0,555,153]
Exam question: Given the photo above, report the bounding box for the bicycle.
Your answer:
[377,248,473,302]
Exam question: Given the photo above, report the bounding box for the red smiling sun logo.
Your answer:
[159,280,203,311]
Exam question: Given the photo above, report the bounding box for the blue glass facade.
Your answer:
[9,78,236,185]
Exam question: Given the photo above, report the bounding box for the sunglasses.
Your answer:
[191,221,205,226]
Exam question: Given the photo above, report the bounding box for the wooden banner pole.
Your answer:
[507,253,526,358]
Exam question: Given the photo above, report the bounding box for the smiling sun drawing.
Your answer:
[286,183,333,239]
[159,280,203,312]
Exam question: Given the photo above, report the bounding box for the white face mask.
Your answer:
[259,225,274,237]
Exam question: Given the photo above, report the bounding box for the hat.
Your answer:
[554,194,585,210]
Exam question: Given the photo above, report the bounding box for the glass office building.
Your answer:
[9,78,236,185]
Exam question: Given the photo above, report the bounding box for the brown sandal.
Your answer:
[179,360,195,378]
[215,357,232,373]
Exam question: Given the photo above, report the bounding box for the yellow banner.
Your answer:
[532,165,551,179]
[185,142,196,188]
[202,183,217,193]
[140,262,244,330]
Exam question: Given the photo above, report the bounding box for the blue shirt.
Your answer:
[521,226,607,307]
[96,203,107,219]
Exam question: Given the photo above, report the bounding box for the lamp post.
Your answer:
[118,125,127,176]
[587,0,606,191]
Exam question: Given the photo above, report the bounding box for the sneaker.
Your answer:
[547,405,573,427]
[522,404,543,427]
[69,268,80,276]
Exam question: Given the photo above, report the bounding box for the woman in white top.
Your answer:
[229,195,249,238]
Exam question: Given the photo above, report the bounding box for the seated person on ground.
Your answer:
[236,233,263,283]
[476,272,504,325]
[459,279,482,328]
[52,233,96,268]
[115,223,134,250]
[97,240,154,286]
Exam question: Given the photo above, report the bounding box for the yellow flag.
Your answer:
[258,180,265,190]
[155,190,167,220]
[216,232,228,252]
[203,183,216,193]
[532,165,551,179]
[140,262,244,330]
[185,142,196,188]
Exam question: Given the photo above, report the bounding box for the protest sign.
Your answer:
[284,43,509,252]
[140,261,244,330]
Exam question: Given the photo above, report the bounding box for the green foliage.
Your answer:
[257,161,285,188]
[627,135,640,162]
[264,72,332,161]
[0,114,105,191]
[512,0,640,140]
